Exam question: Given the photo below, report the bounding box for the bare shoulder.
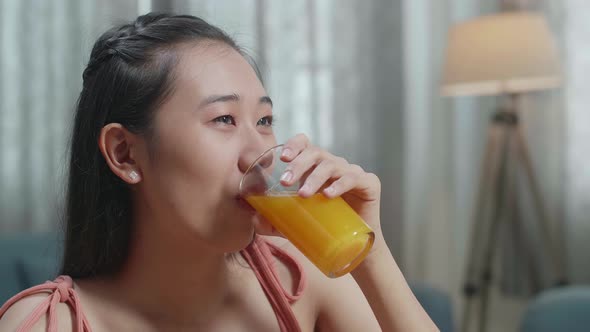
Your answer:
[0,293,75,332]
[262,236,380,332]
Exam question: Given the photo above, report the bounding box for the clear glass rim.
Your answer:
[238,144,284,196]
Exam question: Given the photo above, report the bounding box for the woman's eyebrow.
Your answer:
[260,96,273,108]
[199,94,273,108]
[200,93,240,107]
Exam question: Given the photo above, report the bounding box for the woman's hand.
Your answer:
[253,134,438,331]
[277,133,382,236]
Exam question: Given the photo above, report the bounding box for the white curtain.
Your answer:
[0,0,140,232]
[564,0,590,283]
[0,0,406,260]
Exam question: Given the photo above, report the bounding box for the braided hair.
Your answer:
[62,13,247,278]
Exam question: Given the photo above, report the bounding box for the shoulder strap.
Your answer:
[0,275,92,332]
[240,236,306,332]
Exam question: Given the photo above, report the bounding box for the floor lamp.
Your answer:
[441,12,567,332]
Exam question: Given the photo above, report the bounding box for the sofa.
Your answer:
[520,285,590,332]
[0,232,62,304]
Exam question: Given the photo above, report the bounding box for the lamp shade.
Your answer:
[441,12,561,96]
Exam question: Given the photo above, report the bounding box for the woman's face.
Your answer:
[137,42,276,252]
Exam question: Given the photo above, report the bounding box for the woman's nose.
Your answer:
[238,142,279,197]
[238,143,275,174]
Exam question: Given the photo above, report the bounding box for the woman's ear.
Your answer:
[98,123,143,184]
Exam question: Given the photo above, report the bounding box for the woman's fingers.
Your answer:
[280,145,322,186]
[279,134,380,202]
[297,159,341,197]
[280,133,310,162]
[322,171,360,198]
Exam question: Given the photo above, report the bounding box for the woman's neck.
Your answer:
[91,211,246,330]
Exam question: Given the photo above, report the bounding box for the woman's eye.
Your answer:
[214,115,236,125]
[257,116,273,127]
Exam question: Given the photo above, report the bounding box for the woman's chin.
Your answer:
[208,201,260,252]
[222,227,256,253]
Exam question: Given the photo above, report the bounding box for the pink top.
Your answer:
[0,235,307,332]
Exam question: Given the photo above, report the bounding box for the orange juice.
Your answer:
[245,193,374,277]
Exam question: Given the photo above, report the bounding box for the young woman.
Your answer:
[0,13,438,332]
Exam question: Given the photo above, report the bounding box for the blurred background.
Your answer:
[1,0,588,331]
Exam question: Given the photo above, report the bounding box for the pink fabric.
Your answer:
[0,276,92,332]
[240,235,306,332]
[0,236,306,332]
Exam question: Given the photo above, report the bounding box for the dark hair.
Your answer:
[61,13,250,278]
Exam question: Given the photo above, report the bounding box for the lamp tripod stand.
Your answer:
[460,94,567,332]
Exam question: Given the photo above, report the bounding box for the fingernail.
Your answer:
[281,170,293,183]
[299,184,310,195]
[281,148,292,158]
[324,186,335,195]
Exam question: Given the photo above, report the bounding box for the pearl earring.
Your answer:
[129,171,139,182]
